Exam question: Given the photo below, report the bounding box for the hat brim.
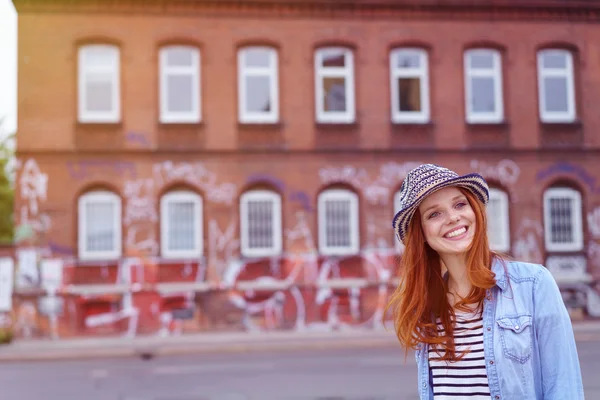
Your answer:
[392,173,489,244]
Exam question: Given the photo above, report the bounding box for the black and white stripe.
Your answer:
[428,311,491,399]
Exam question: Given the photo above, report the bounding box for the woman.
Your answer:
[386,163,584,400]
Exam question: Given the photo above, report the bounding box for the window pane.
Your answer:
[166,74,193,113]
[325,200,351,248]
[550,197,573,244]
[469,52,494,69]
[323,77,346,112]
[247,200,274,249]
[166,48,193,67]
[398,77,421,112]
[85,202,115,252]
[395,51,421,68]
[167,201,195,251]
[544,77,568,112]
[244,49,271,68]
[245,75,271,113]
[542,52,567,69]
[85,48,114,67]
[86,74,113,112]
[471,76,496,112]
[321,49,346,67]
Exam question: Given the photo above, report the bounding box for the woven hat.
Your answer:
[392,164,489,244]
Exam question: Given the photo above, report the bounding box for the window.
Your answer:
[543,187,583,252]
[78,191,122,260]
[486,188,510,252]
[160,191,203,259]
[318,189,359,255]
[464,49,503,123]
[390,48,429,123]
[537,49,576,123]
[240,190,282,257]
[78,45,120,123]
[159,46,201,123]
[238,47,279,123]
[314,47,355,123]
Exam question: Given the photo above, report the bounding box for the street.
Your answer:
[1,340,599,400]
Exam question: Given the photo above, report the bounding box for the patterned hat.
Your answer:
[392,164,489,244]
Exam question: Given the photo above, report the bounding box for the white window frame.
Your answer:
[78,44,120,123]
[487,188,510,252]
[314,47,355,124]
[464,49,504,123]
[390,48,430,123]
[160,191,203,259]
[240,190,282,258]
[159,45,201,123]
[238,46,279,124]
[78,191,122,260]
[543,187,583,252]
[318,189,359,256]
[537,49,576,123]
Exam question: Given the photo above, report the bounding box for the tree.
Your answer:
[0,118,14,245]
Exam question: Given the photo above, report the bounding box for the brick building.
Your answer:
[10,0,600,338]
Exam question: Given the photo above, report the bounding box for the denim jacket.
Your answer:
[414,259,584,399]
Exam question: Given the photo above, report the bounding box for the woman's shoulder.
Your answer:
[497,259,548,282]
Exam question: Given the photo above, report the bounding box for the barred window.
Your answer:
[160,191,203,259]
[78,191,122,260]
[318,189,359,255]
[543,187,583,252]
[240,190,282,257]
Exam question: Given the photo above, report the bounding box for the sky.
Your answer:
[0,0,17,137]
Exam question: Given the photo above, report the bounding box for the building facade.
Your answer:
[10,0,600,338]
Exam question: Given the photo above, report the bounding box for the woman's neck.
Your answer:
[441,253,472,299]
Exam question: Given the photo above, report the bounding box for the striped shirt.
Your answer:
[428,311,491,399]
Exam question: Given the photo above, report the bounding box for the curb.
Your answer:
[0,330,399,363]
[1,322,599,363]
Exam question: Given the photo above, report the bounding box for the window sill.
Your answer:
[315,122,359,131]
[76,121,122,129]
[238,122,283,130]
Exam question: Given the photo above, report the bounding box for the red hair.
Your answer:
[385,188,498,361]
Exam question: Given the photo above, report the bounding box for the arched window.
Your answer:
[543,187,583,251]
[240,190,282,257]
[160,190,203,259]
[318,189,359,255]
[78,191,122,260]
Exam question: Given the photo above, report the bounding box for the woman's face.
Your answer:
[418,187,476,257]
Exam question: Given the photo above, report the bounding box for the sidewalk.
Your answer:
[1,320,599,363]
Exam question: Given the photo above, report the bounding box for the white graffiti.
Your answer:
[319,161,422,205]
[125,226,159,256]
[513,218,544,264]
[470,159,520,188]
[588,207,600,239]
[17,159,51,235]
[589,241,600,269]
[123,178,157,225]
[208,219,239,279]
[153,161,237,205]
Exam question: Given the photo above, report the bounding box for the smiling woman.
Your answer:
[0,0,17,136]
[386,163,584,400]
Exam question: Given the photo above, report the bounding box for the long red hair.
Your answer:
[385,188,498,361]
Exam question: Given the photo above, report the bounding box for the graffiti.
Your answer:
[589,241,600,270]
[126,131,150,147]
[123,178,157,225]
[16,159,50,241]
[470,159,520,188]
[48,242,74,256]
[247,174,313,212]
[125,226,159,256]
[208,219,239,280]
[513,218,544,264]
[536,163,600,193]
[588,207,600,239]
[66,160,136,180]
[319,162,422,205]
[153,161,236,205]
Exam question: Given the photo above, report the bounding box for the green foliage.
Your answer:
[0,119,14,245]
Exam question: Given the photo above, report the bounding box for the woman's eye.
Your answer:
[428,212,440,219]
[455,202,467,209]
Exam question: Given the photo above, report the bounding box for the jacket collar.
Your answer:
[491,257,508,292]
[442,257,508,292]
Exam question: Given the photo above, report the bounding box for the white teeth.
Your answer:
[446,227,466,238]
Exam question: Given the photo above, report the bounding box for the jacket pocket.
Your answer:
[496,314,533,363]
